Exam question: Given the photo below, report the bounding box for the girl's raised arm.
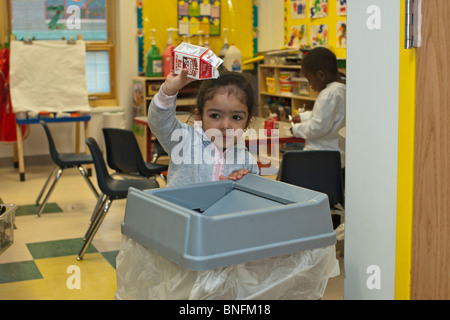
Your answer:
[162,68,197,96]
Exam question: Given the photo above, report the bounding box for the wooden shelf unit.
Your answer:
[257,64,318,120]
[132,76,200,161]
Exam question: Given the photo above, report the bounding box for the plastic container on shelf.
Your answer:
[145,29,163,77]
[204,34,211,49]
[279,70,297,82]
[292,76,310,96]
[265,77,276,93]
[0,204,16,256]
[147,82,162,96]
[162,28,177,77]
[197,30,204,47]
[224,44,242,72]
[218,28,230,59]
[280,80,293,94]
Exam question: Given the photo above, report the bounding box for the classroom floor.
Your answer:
[0,156,344,300]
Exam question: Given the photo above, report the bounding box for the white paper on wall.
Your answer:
[10,40,90,113]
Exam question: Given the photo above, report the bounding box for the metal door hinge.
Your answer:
[405,0,422,49]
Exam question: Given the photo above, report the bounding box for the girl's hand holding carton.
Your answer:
[162,68,196,96]
[162,41,223,96]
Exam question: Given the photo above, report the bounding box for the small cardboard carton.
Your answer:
[171,42,223,80]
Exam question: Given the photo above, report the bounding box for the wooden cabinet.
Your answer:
[132,76,199,119]
[257,64,317,120]
[132,76,199,161]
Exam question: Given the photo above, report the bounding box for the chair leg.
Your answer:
[84,193,108,240]
[77,197,113,261]
[77,165,100,199]
[331,205,345,230]
[88,193,106,224]
[36,168,64,218]
[35,166,58,205]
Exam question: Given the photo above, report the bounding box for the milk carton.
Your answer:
[171,42,223,80]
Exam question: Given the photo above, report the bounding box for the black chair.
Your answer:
[150,111,193,164]
[77,137,160,260]
[102,128,168,180]
[277,150,344,228]
[35,121,99,217]
[151,139,168,164]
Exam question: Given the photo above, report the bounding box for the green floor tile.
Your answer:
[27,238,98,260]
[0,198,63,217]
[15,203,63,217]
[0,261,43,284]
[101,250,119,269]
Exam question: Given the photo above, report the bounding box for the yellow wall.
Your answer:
[284,0,347,59]
[142,0,254,69]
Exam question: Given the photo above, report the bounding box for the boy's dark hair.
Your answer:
[196,69,256,125]
[302,47,338,76]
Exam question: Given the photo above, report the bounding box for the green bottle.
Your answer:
[145,29,163,77]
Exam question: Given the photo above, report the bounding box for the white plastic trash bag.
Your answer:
[115,235,340,300]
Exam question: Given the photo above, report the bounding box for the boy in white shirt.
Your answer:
[291,47,346,166]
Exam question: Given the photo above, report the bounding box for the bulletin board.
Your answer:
[141,0,254,71]
[285,0,347,59]
[178,0,221,36]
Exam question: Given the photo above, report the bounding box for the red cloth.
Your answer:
[0,48,26,142]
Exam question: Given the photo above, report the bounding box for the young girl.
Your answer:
[148,69,260,187]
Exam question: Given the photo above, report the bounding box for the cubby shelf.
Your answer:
[258,64,317,120]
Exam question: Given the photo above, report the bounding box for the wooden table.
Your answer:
[15,115,91,182]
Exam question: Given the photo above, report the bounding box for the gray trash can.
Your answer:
[116,174,339,300]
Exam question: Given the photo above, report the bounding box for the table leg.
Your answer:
[76,122,81,154]
[15,124,25,181]
[146,125,152,162]
[13,142,19,168]
[84,121,92,176]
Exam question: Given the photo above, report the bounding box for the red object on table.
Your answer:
[264,120,275,136]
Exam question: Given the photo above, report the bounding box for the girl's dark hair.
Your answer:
[196,69,256,126]
[302,47,338,76]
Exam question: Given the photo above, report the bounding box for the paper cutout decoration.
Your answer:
[310,0,328,18]
[288,25,307,48]
[291,0,307,19]
[336,21,346,48]
[178,0,221,36]
[337,0,347,16]
[311,24,328,47]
